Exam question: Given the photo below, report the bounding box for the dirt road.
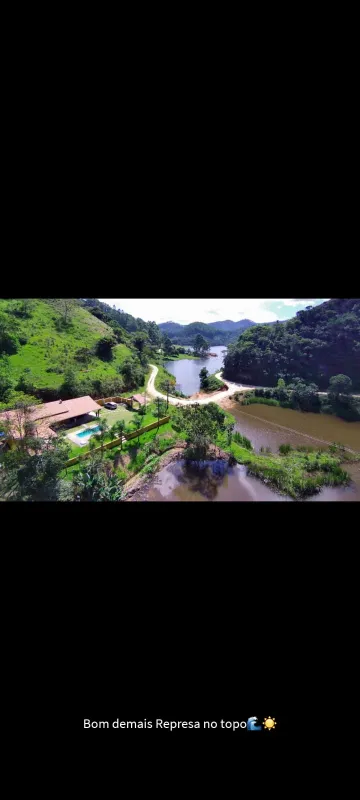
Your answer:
[147,364,253,407]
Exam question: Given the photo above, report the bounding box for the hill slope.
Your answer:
[223,298,360,389]
[0,299,138,405]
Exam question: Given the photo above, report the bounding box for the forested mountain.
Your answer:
[223,298,360,390]
[159,318,256,345]
[207,319,255,332]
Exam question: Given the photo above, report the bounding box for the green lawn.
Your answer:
[100,405,135,426]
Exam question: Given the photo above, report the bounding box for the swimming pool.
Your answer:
[76,425,101,440]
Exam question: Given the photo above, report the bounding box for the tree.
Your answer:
[148,321,161,348]
[120,358,145,391]
[60,299,75,325]
[95,335,116,360]
[60,367,79,398]
[164,380,173,409]
[193,334,209,356]
[328,374,352,396]
[0,310,19,355]
[162,333,173,355]
[154,397,162,430]
[133,331,149,352]
[132,417,143,444]
[199,367,209,389]
[1,430,70,501]
[182,405,217,462]
[115,419,126,449]
[226,421,235,447]
[75,347,92,364]
[94,420,109,458]
[73,460,123,501]
[0,356,13,402]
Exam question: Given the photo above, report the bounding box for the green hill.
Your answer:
[0,299,144,407]
[223,298,360,390]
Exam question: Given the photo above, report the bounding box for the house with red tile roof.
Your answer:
[0,396,102,444]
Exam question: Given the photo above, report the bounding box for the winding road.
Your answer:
[147,364,252,406]
[146,364,360,408]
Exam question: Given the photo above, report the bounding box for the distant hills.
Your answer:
[159,318,257,345]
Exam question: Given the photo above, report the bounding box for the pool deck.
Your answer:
[67,423,100,447]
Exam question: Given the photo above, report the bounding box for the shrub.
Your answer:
[95,336,116,360]
[243,396,279,406]
[233,431,252,450]
[279,444,292,455]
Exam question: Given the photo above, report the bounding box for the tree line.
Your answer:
[223,299,360,391]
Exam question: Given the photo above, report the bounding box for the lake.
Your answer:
[144,399,360,502]
[223,400,360,501]
[165,345,227,396]
[145,457,360,502]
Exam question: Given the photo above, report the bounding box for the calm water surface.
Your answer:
[146,400,360,501]
[146,460,291,502]
[166,345,227,396]
[146,458,359,502]
[226,401,360,453]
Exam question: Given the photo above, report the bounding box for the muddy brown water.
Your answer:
[146,402,360,501]
[226,401,360,453]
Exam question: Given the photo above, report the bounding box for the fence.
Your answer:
[64,416,170,467]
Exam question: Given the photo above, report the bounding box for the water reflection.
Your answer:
[147,460,291,502]
[166,345,227,396]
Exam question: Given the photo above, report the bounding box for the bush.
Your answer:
[233,431,252,450]
[243,396,279,407]
[279,444,292,455]
[95,336,116,360]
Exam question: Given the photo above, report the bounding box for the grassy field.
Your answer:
[163,353,200,361]
[0,299,133,392]
[99,405,135,426]
[154,363,176,394]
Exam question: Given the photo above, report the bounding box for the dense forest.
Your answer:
[223,299,360,390]
[159,319,255,346]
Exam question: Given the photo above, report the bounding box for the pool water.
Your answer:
[77,425,101,440]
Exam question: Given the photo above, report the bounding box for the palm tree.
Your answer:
[110,424,118,442]
[132,417,142,445]
[116,419,126,450]
[95,419,109,458]
[155,397,162,431]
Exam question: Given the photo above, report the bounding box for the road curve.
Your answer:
[147,365,360,408]
[147,364,254,407]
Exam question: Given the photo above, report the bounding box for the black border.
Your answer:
[2,283,358,765]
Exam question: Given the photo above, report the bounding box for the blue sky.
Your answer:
[99,298,329,325]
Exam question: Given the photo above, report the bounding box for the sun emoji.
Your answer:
[263,717,277,731]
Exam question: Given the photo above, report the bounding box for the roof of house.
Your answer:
[132,394,147,405]
[0,396,102,440]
